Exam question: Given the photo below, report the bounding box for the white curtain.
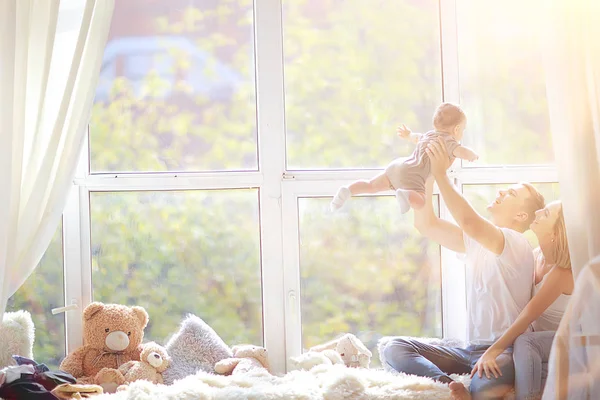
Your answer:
[544,0,600,281]
[543,258,600,399]
[0,0,114,316]
[542,0,600,398]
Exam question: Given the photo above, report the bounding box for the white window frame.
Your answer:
[57,0,559,376]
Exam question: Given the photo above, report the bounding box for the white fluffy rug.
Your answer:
[96,364,471,400]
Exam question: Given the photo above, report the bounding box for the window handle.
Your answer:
[288,290,297,319]
[51,299,78,315]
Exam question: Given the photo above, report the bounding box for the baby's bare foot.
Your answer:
[330,187,351,211]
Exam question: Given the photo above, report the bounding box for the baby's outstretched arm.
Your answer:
[453,145,479,162]
[397,124,421,144]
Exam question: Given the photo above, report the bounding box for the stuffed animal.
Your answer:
[115,342,169,391]
[0,310,34,369]
[214,345,270,376]
[289,349,344,371]
[162,315,232,385]
[118,341,170,387]
[310,333,372,368]
[59,302,149,392]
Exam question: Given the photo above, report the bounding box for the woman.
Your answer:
[471,200,573,400]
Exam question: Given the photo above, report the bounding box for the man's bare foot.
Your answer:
[449,381,471,400]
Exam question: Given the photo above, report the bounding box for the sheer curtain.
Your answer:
[0,0,114,316]
[543,258,600,399]
[542,0,600,398]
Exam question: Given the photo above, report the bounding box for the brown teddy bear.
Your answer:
[117,341,170,388]
[59,302,149,392]
[214,345,270,376]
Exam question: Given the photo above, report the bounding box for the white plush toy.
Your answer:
[289,349,344,371]
[214,345,270,376]
[310,333,372,368]
[0,311,35,369]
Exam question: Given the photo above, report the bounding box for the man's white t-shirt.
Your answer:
[463,228,534,345]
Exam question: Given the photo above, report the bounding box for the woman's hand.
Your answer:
[470,347,503,379]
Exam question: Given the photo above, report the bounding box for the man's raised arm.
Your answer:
[414,177,466,253]
[426,139,505,255]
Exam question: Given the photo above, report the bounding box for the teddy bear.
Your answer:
[289,349,344,371]
[309,333,372,368]
[214,345,270,376]
[116,341,170,389]
[59,302,149,392]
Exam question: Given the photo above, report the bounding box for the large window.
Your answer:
[44,0,559,375]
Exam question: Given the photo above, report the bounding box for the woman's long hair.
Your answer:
[552,204,571,269]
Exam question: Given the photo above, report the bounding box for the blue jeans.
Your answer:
[513,331,554,400]
[382,338,515,400]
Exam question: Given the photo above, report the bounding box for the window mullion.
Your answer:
[76,172,264,192]
[62,189,81,355]
[64,134,92,354]
[455,165,558,184]
[281,182,302,370]
[440,0,460,105]
[437,180,468,342]
[439,0,468,341]
[254,0,287,375]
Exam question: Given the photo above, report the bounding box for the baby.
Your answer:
[330,102,478,213]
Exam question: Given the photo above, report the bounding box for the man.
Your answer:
[382,139,545,400]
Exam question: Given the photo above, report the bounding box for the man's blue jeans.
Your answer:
[382,338,514,400]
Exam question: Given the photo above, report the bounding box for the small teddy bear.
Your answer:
[118,341,170,387]
[310,333,372,368]
[214,345,270,376]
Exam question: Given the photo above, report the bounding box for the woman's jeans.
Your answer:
[513,331,555,400]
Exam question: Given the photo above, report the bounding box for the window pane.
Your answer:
[298,197,441,367]
[90,190,262,345]
[7,223,65,370]
[463,183,560,247]
[457,0,553,165]
[90,0,257,173]
[283,1,442,169]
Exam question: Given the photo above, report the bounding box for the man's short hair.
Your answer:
[521,182,545,225]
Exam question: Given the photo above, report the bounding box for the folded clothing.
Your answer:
[0,364,35,385]
[0,355,76,399]
[52,383,103,399]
